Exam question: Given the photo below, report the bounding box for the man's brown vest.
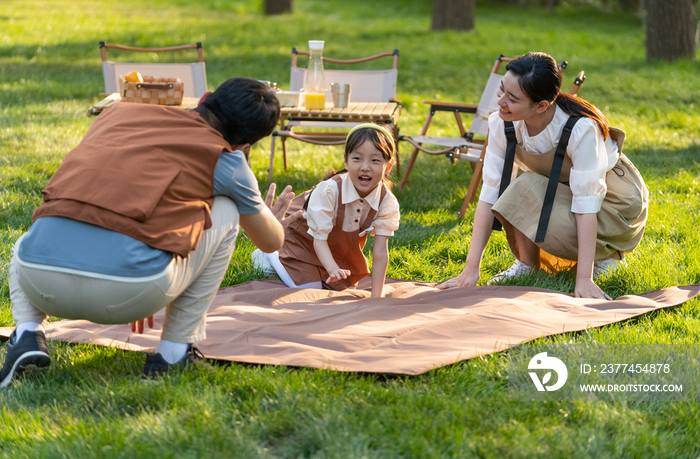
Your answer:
[32,103,232,257]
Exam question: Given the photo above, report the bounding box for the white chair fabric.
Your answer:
[408,72,502,152]
[471,72,503,137]
[102,62,207,98]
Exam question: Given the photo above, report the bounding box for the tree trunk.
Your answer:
[432,0,475,31]
[264,0,292,15]
[543,0,562,10]
[617,0,641,12]
[646,0,695,61]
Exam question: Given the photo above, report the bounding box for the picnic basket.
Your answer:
[119,75,184,105]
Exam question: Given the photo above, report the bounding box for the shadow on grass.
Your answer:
[631,144,700,180]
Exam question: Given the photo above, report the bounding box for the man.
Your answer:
[1,78,298,387]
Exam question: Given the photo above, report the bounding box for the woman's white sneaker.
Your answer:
[593,257,625,279]
[487,260,534,285]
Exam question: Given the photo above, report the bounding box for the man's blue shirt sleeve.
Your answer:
[213,150,266,215]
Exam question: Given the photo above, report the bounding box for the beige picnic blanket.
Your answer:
[2,279,699,375]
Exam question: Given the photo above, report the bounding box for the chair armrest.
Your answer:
[422,101,478,113]
[389,97,402,105]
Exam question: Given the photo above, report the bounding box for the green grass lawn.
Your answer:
[2,0,700,457]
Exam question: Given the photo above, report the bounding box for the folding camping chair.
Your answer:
[398,54,585,219]
[99,41,208,99]
[269,47,400,179]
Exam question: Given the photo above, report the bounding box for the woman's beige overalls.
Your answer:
[490,117,649,271]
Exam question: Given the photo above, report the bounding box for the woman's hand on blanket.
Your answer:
[435,269,480,290]
[327,268,351,283]
[128,315,155,334]
[265,183,302,228]
[574,278,612,301]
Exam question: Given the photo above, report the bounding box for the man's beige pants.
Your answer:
[10,197,240,344]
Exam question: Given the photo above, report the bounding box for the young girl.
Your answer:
[438,52,648,300]
[253,123,400,297]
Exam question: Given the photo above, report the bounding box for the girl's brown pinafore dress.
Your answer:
[279,175,387,290]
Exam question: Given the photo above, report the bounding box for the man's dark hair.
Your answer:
[196,78,280,146]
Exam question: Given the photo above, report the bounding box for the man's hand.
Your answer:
[128,315,155,334]
[265,183,302,228]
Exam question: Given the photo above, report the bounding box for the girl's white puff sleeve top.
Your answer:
[479,105,620,214]
[304,173,400,240]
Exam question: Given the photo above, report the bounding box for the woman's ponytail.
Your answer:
[554,92,609,140]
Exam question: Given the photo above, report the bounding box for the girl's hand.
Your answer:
[436,268,480,290]
[574,277,611,301]
[326,269,351,283]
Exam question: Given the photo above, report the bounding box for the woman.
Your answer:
[437,52,648,300]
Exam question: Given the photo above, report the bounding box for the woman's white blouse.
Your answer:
[304,173,400,240]
[479,105,620,214]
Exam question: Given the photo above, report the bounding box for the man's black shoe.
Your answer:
[142,345,210,379]
[1,329,51,389]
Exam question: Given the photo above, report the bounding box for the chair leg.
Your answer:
[269,134,276,181]
[459,138,489,219]
[459,159,484,219]
[452,112,467,165]
[398,111,434,191]
[394,125,400,178]
[399,146,420,191]
[282,136,289,171]
[458,196,471,221]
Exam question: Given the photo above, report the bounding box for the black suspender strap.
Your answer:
[534,116,581,243]
[492,121,517,231]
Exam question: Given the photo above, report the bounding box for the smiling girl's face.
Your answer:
[345,139,392,198]
[496,71,543,122]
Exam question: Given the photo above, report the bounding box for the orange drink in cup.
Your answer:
[304,92,326,110]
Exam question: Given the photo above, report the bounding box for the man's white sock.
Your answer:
[156,340,189,364]
[16,322,44,341]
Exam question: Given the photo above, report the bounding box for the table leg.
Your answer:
[269,134,277,181]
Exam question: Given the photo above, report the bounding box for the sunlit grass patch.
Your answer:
[1,0,700,456]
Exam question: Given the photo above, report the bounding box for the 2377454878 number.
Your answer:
[599,363,670,374]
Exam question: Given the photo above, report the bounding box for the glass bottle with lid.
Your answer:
[303,40,326,110]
